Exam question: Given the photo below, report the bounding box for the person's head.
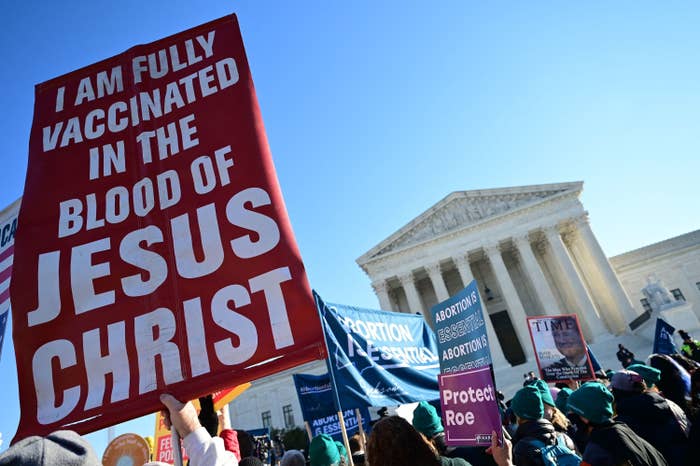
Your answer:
[366,416,440,466]
[679,330,692,342]
[611,369,646,399]
[618,344,623,349]
[334,441,349,464]
[309,435,340,466]
[555,387,573,413]
[281,449,306,466]
[412,401,444,438]
[567,381,614,428]
[626,364,661,389]
[530,379,556,419]
[348,434,362,454]
[0,430,100,466]
[551,316,586,362]
[236,430,255,458]
[511,386,544,422]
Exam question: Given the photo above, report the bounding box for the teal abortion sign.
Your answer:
[430,280,492,373]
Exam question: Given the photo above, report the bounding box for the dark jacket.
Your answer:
[512,418,576,466]
[614,391,688,466]
[439,456,471,466]
[582,421,668,466]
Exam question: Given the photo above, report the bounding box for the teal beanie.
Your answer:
[511,386,544,420]
[555,387,573,412]
[412,401,444,437]
[567,381,614,424]
[627,363,661,388]
[334,441,348,463]
[532,379,555,406]
[309,434,340,466]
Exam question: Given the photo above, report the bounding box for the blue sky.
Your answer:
[1,0,699,455]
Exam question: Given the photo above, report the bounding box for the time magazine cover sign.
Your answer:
[11,14,324,440]
[527,314,594,382]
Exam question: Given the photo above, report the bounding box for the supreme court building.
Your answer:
[356,181,638,367]
[228,181,700,431]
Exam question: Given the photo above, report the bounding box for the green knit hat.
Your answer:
[567,381,614,424]
[511,386,544,420]
[532,379,555,406]
[555,387,573,412]
[627,363,661,388]
[412,401,444,437]
[334,441,348,463]
[309,434,340,466]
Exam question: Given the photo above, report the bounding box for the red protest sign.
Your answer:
[11,14,325,441]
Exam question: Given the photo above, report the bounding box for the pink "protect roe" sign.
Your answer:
[438,366,502,446]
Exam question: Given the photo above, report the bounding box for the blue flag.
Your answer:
[315,291,440,409]
[587,345,602,372]
[293,372,371,440]
[653,318,678,355]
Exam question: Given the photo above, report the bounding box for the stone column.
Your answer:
[543,226,607,340]
[453,254,509,368]
[398,271,429,322]
[371,279,394,312]
[426,262,450,303]
[484,244,534,359]
[571,216,638,329]
[513,234,560,315]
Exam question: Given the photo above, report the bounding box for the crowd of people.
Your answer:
[5,329,700,466]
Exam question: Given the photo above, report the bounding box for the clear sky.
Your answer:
[1,0,699,456]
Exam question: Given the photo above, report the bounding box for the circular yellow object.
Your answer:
[102,433,151,466]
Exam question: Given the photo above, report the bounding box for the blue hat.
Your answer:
[567,381,614,424]
[626,363,661,388]
[555,387,573,412]
[511,386,544,420]
[412,401,444,437]
[532,379,555,406]
[309,434,340,466]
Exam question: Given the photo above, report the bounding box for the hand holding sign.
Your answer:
[160,394,201,439]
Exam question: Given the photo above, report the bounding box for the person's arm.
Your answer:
[160,393,238,466]
[218,407,241,460]
[486,431,514,466]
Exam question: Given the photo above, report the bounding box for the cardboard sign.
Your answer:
[438,367,501,446]
[430,281,492,373]
[527,314,594,382]
[102,433,150,466]
[11,14,325,440]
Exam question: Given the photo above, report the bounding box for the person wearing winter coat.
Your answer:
[611,370,689,466]
[530,380,576,441]
[566,381,668,466]
[510,386,577,466]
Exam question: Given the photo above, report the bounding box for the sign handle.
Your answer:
[337,410,354,466]
[354,408,366,451]
[171,430,183,466]
[304,421,313,441]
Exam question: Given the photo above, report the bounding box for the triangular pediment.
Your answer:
[358,181,582,264]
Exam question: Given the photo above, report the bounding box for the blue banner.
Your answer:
[293,373,337,421]
[293,372,371,440]
[308,408,371,441]
[315,291,440,409]
[430,281,491,373]
[653,318,678,355]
